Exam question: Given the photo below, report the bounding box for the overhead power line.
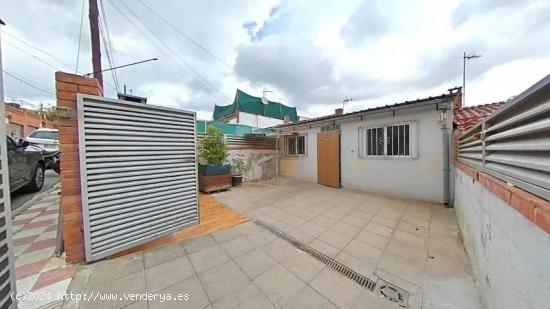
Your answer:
[134,0,261,88]
[108,0,230,101]
[99,0,121,91]
[3,70,55,96]
[76,0,86,73]
[3,31,76,71]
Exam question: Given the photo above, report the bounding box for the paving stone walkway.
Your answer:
[214,178,483,309]
[63,221,400,309]
[13,186,76,309]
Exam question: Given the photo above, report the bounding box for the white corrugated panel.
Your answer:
[458,74,550,200]
[78,95,198,262]
[0,111,17,309]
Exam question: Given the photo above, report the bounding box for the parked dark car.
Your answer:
[7,136,45,193]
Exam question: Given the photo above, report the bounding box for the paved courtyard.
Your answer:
[214,178,482,308]
[62,178,482,308]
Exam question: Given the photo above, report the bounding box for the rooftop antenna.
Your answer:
[342,97,353,109]
[462,52,482,106]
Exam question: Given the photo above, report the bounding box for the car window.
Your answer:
[28,130,58,140]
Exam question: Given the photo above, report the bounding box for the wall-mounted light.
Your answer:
[438,111,448,124]
[56,107,73,119]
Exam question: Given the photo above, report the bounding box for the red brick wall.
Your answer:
[5,106,55,137]
[55,72,102,263]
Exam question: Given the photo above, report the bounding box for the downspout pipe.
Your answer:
[440,110,451,207]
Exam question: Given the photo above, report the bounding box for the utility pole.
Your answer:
[88,0,103,90]
[462,52,481,106]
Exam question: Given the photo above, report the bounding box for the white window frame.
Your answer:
[283,134,307,157]
[359,121,418,159]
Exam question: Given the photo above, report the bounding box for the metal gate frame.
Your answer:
[77,94,199,262]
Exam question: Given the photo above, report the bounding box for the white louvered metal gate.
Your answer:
[0,105,17,308]
[458,74,550,200]
[77,94,198,262]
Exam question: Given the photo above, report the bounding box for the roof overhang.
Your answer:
[274,97,453,132]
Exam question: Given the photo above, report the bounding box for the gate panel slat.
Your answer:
[78,95,198,261]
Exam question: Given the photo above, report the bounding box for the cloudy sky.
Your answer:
[1,0,549,120]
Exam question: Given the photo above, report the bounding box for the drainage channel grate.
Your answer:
[254,220,377,291]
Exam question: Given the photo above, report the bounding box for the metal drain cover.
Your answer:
[376,278,409,307]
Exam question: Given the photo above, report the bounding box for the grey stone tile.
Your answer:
[318,230,353,250]
[145,256,195,292]
[384,231,426,265]
[148,276,210,309]
[331,221,360,237]
[253,264,305,307]
[109,271,147,308]
[284,216,307,229]
[311,215,338,228]
[281,250,325,282]
[144,243,185,268]
[371,216,400,229]
[221,236,256,258]
[377,253,425,286]
[341,216,369,229]
[351,290,402,309]
[282,285,337,309]
[343,239,383,265]
[364,222,394,237]
[309,239,340,258]
[88,253,144,287]
[189,246,231,273]
[212,283,274,309]
[397,221,430,239]
[246,229,278,247]
[198,260,250,301]
[262,239,297,262]
[355,230,390,250]
[211,227,242,244]
[234,222,257,235]
[289,229,316,244]
[234,248,277,279]
[299,221,327,237]
[183,235,218,254]
[310,268,363,309]
[335,251,376,279]
[349,209,375,221]
[322,210,346,220]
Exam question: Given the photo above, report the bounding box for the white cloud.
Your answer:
[1,0,549,119]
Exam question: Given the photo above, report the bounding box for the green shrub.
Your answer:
[199,126,228,165]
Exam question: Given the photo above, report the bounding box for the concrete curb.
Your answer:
[11,182,61,218]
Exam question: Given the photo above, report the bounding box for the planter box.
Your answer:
[199,174,232,193]
[199,164,231,176]
[232,175,243,187]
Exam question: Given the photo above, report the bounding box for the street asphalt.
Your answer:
[10,170,59,212]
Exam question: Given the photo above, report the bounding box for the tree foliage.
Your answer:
[199,126,228,165]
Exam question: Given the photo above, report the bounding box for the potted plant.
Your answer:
[198,126,231,192]
[231,155,245,187]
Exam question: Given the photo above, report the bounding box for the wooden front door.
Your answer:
[317,131,340,188]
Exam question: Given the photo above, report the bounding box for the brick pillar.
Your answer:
[55,72,102,263]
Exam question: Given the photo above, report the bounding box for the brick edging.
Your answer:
[455,162,550,234]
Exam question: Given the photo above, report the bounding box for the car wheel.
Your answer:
[24,163,45,193]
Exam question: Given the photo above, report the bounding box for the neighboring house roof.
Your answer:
[274,92,456,129]
[213,89,299,122]
[453,102,505,131]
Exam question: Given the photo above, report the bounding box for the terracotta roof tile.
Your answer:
[453,102,506,131]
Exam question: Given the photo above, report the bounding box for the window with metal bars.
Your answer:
[284,135,307,156]
[362,123,414,158]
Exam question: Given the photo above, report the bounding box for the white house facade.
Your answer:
[275,91,459,203]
